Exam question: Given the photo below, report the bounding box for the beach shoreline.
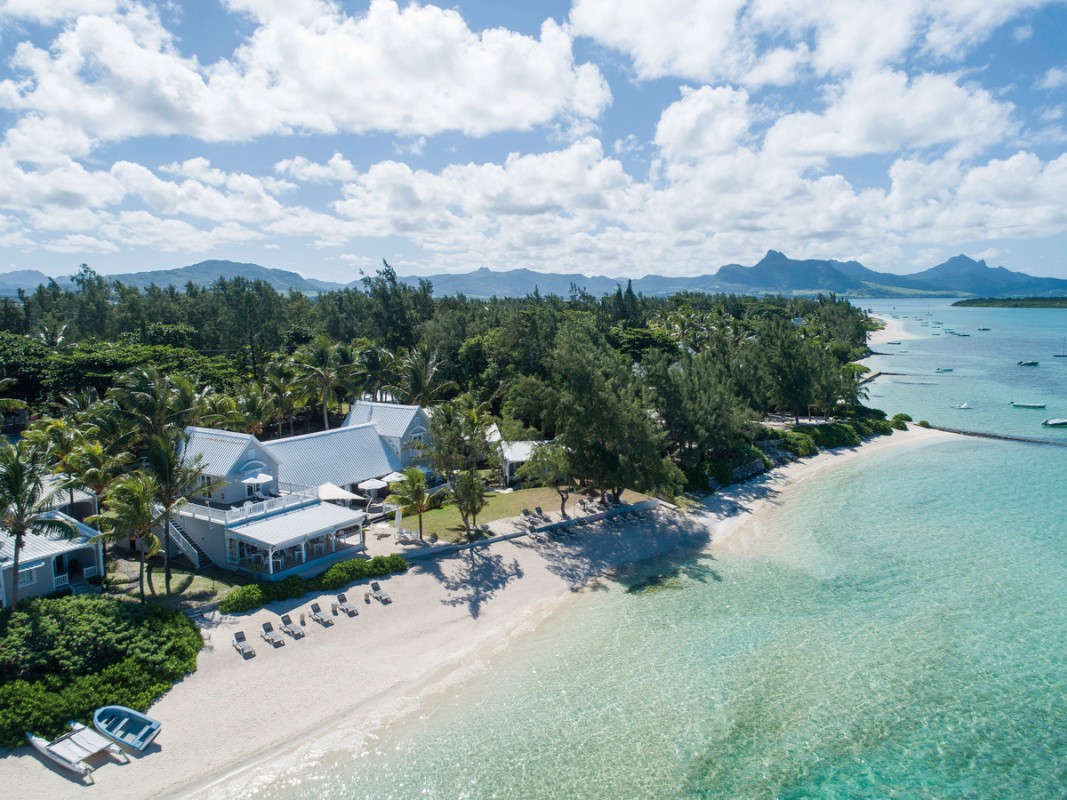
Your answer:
[2,425,953,800]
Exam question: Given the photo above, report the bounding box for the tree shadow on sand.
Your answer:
[517,513,715,592]
[420,547,525,619]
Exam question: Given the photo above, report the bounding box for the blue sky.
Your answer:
[1,0,1065,282]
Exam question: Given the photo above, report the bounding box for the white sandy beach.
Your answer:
[2,425,954,800]
[868,313,918,346]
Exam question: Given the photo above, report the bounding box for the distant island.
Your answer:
[952,298,1067,308]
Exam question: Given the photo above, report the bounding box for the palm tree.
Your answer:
[108,367,207,444]
[386,467,431,541]
[22,417,83,515]
[358,345,395,401]
[89,472,165,604]
[64,439,133,567]
[264,359,307,437]
[0,440,75,611]
[389,346,457,405]
[145,429,209,594]
[292,335,348,430]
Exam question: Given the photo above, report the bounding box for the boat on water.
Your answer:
[26,722,126,779]
[936,367,954,373]
[93,705,162,752]
[886,340,902,345]
[1011,401,1047,409]
[1018,360,1039,366]
[977,327,990,331]
[954,403,973,410]
[1042,418,1067,427]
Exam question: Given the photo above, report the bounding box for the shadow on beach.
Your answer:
[515,511,715,593]
[415,548,525,619]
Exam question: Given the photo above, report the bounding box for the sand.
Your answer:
[868,313,918,346]
[2,425,954,800]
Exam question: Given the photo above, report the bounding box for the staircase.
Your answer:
[168,519,212,571]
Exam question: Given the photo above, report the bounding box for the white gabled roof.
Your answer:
[263,424,401,489]
[228,502,364,549]
[0,513,95,570]
[501,440,548,465]
[184,427,269,476]
[343,400,427,439]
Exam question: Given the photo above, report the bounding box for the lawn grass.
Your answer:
[396,486,651,543]
[106,558,252,611]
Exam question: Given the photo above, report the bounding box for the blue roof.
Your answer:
[263,424,401,489]
[343,400,428,439]
[184,427,273,476]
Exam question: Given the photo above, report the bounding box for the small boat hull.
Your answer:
[93,705,162,752]
[26,732,93,777]
[1042,419,1067,428]
[1018,361,1039,366]
[1012,402,1046,409]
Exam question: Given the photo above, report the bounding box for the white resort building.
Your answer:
[170,405,429,580]
[0,513,103,608]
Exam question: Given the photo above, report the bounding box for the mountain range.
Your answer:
[2,252,1065,299]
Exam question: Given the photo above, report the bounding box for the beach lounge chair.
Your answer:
[370,581,392,604]
[337,593,359,617]
[261,622,285,647]
[534,507,548,520]
[232,631,255,657]
[309,603,333,626]
[280,614,304,637]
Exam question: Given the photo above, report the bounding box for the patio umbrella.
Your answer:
[317,482,363,501]
[382,471,407,483]
[357,478,388,491]
[241,472,274,484]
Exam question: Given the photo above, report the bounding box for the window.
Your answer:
[18,568,36,587]
[198,474,214,496]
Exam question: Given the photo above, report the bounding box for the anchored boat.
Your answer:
[1011,402,1046,409]
[1042,418,1067,428]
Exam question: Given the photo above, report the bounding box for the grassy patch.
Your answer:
[107,558,252,611]
[398,486,651,542]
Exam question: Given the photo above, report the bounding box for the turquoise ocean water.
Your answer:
[244,300,1067,799]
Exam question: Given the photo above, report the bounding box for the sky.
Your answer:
[0,0,1066,283]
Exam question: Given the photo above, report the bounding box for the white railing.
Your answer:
[83,565,98,579]
[182,484,320,528]
[167,520,201,569]
[54,573,69,588]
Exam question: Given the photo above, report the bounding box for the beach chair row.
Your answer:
[232,584,392,658]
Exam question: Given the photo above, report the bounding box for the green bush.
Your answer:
[320,555,409,591]
[890,413,912,431]
[0,595,202,748]
[892,412,913,422]
[794,423,862,449]
[918,420,930,428]
[782,431,817,458]
[218,584,265,613]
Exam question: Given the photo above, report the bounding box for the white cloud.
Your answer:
[1038,67,1067,90]
[654,86,753,161]
[1012,24,1033,42]
[0,0,117,24]
[0,0,609,146]
[44,233,120,253]
[571,0,1050,84]
[763,70,1015,161]
[275,153,359,183]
